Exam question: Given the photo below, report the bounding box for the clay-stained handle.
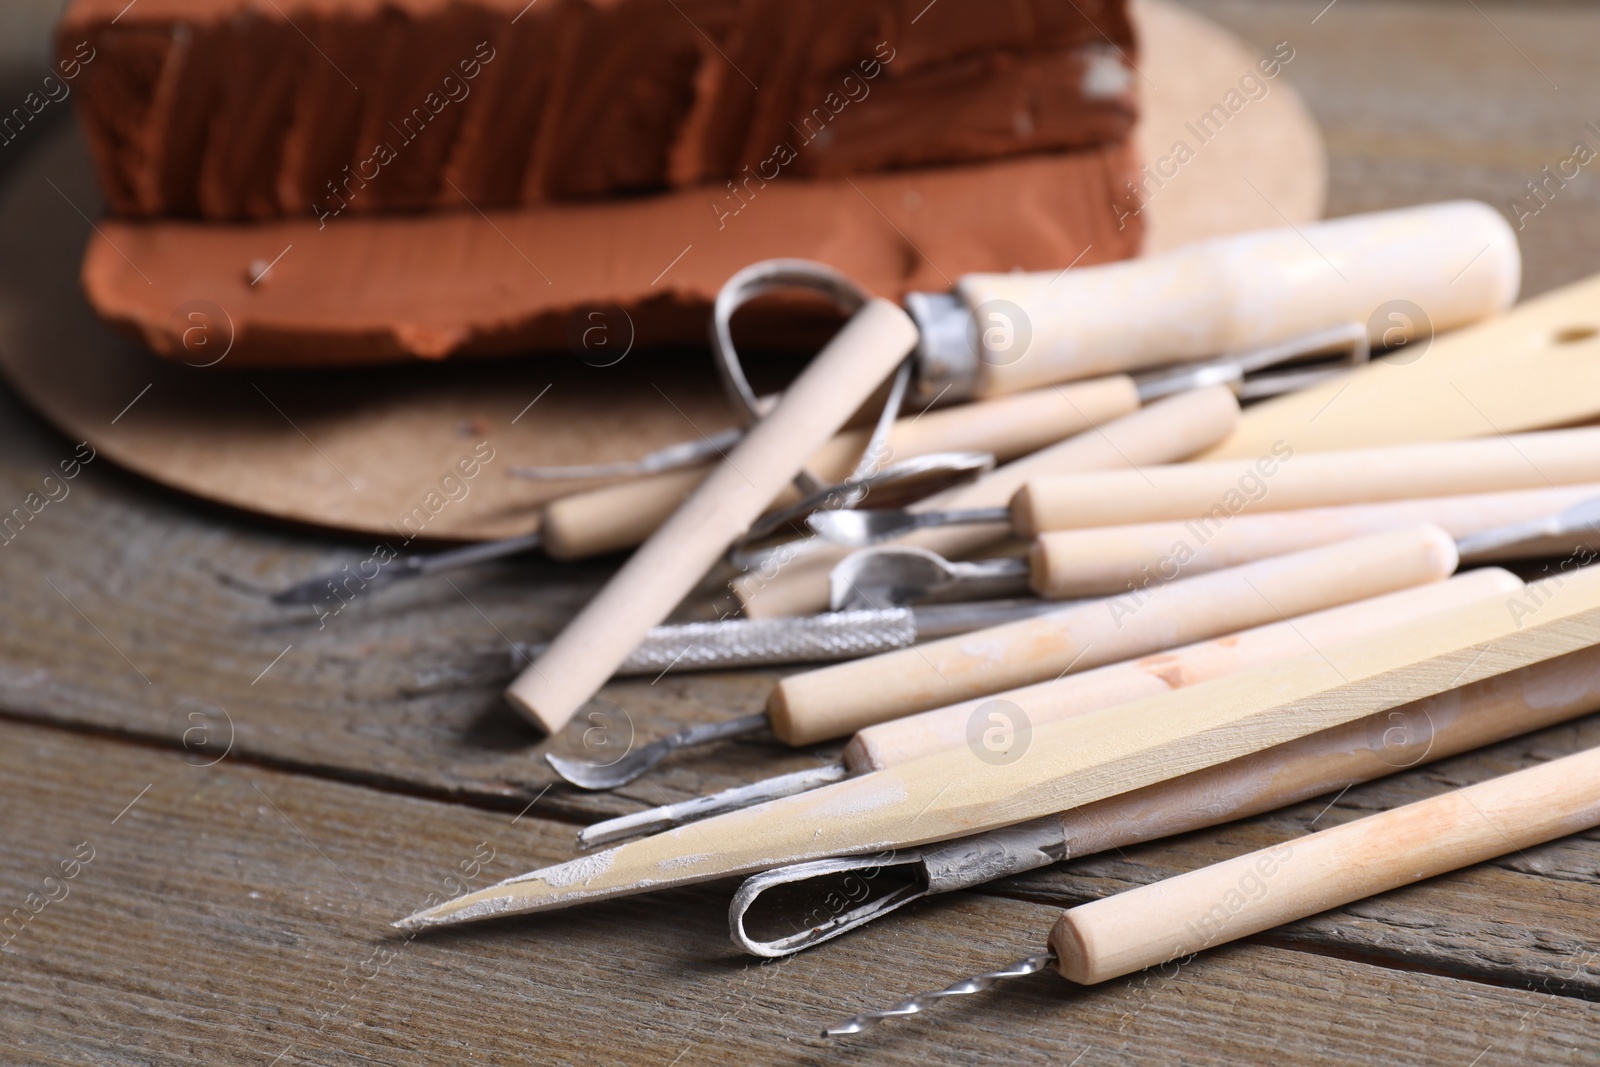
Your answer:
[735,384,1241,619]
[539,375,1141,561]
[1011,426,1600,535]
[1049,741,1600,986]
[767,524,1459,746]
[507,298,918,733]
[1028,484,1600,598]
[843,568,1520,771]
[960,201,1519,395]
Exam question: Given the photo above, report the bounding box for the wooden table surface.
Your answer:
[4,1,1600,1063]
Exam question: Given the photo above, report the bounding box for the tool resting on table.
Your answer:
[1028,484,1600,598]
[909,200,1516,400]
[1011,426,1600,534]
[826,741,1600,1034]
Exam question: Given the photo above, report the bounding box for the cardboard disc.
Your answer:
[0,0,1324,541]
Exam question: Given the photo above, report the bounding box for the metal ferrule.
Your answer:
[904,290,982,405]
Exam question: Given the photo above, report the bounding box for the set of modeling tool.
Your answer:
[349,198,1600,1035]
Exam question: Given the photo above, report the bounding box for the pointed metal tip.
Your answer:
[821,952,1058,1037]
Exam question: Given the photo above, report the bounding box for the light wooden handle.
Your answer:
[734,384,1241,619]
[1028,484,1600,598]
[1050,742,1600,985]
[844,568,1520,771]
[767,523,1458,746]
[959,201,1519,395]
[507,298,918,733]
[539,375,1142,561]
[1012,426,1600,534]
[1205,270,1600,459]
[1050,640,1600,862]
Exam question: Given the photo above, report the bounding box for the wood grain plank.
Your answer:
[1,719,1596,1066]
[0,379,803,825]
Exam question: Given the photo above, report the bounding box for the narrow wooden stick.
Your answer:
[768,524,1458,747]
[1029,483,1600,598]
[1012,427,1600,535]
[540,375,1140,560]
[844,568,1520,771]
[1050,742,1600,984]
[506,299,918,733]
[734,384,1241,619]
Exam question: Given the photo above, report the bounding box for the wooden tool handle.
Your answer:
[1028,484,1600,598]
[507,298,918,733]
[1050,742,1600,985]
[844,568,1520,772]
[767,523,1458,746]
[1205,270,1600,459]
[959,201,1519,395]
[1051,640,1600,862]
[539,375,1141,561]
[735,383,1241,619]
[1012,426,1600,534]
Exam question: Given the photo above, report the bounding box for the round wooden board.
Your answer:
[0,0,1324,542]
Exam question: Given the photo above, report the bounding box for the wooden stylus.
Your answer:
[826,743,1600,1034]
[506,298,918,733]
[1010,426,1600,535]
[1028,483,1600,598]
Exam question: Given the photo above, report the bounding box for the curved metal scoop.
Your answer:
[829,545,1030,610]
[545,713,768,790]
[741,450,995,545]
[807,503,1010,548]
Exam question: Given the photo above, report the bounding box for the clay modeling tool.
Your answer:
[739,584,1600,956]
[550,524,1455,791]
[734,383,1243,619]
[825,740,1600,1034]
[1031,484,1600,598]
[814,427,1600,548]
[826,545,1034,609]
[270,371,1145,604]
[895,200,1514,403]
[511,598,1066,680]
[577,570,1515,847]
[764,524,1456,752]
[505,291,920,733]
[1205,269,1600,460]
[1010,426,1600,535]
[396,564,1600,929]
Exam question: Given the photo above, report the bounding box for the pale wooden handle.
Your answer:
[1051,640,1600,862]
[1050,742,1600,985]
[961,201,1518,395]
[1012,426,1600,534]
[735,384,1241,619]
[539,375,1142,561]
[507,298,918,733]
[767,523,1458,746]
[844,568,1521,771]
[1028,484,1600,598]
